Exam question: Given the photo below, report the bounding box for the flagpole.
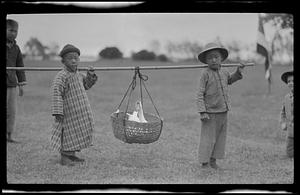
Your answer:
[257,13,272,96]
[267,54,272,96]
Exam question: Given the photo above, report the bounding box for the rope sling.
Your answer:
[111,67,163,144]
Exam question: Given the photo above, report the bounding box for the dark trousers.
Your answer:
[286,136,293,158]
[198,112,228,163]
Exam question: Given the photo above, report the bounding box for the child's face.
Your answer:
[7,25,18,42]
[62,52,80,72]
[205,50,222,70]
[287,75,293,92]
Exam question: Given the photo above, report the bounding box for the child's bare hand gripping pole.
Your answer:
[85,66,98,89]
[237,62,246,73]
[87,66,95,75]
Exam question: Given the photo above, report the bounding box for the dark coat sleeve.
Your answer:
[15,46,26,84]
[196,71,208,113]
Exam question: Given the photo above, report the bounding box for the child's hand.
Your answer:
[54,114,64,123]
[281,122,287,131]
[237,62,246,73]
[87,66,95,76]
[18,85,24,96]
[200,112,210,121]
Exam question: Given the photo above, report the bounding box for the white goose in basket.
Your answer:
[127,101,148,123]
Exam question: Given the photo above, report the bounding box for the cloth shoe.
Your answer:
[7,137,19,143]
[60,154,76,166]
[7,133,20,143]
[209,158,220,169]
[67,155,85,162]
[201,162,209,168]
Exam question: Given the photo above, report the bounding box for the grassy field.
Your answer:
[6,59,293,185]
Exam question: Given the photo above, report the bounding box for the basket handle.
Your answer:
[115,66,161,119]
[136,66,148,108]
[140,78,161,118]
[135,67,161,119]
[115,69,138,112]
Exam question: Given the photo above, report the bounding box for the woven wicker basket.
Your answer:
[111,111,163,144]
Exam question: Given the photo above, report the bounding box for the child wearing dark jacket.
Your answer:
[279,70,293,158]
[6,19,27,143]
[196,42,245,169]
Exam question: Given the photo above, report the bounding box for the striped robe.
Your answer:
[50,68,97,152]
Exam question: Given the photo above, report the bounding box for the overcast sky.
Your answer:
[8,13,261,57]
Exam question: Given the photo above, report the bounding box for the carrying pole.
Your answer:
[6,63,255,71]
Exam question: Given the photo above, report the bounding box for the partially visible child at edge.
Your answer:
[279,70,293,158]
[6,19,27,143]
[50,44,98,166]
[196,42,245,169]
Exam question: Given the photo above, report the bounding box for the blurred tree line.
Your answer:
[23,37,60,60]
[22,14,293,64]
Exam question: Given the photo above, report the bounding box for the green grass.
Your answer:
[6,59,293,184]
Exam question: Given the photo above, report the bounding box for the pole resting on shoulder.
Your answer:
[6,62,255,71]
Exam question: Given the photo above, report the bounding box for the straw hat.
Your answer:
[281,70,293,84]
[198,42,228,64]
[59,44,80,57]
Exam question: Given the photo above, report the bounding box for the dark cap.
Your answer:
[281,70,293,84]
[59,44,80,57]
[7,19,18,28]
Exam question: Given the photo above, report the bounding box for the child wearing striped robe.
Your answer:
[50,44,98,166]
